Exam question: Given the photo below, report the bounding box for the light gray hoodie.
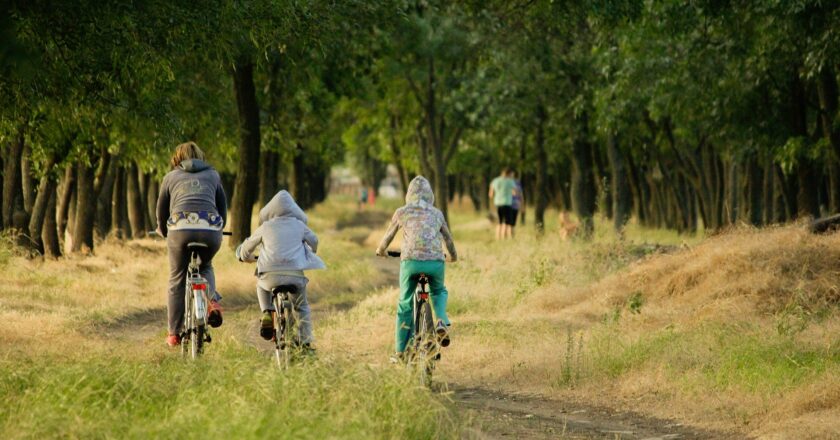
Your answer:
[236,190,326,274]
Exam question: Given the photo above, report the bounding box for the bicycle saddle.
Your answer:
[272,285,298,294]
[187,242,208,249]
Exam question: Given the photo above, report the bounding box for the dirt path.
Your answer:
[452,387,731,439]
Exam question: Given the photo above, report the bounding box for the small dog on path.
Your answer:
[558,212,578,240]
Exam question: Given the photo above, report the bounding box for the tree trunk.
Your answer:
[258,150,279,207]
[763,158,776,224]
[534,104,548,232]
[432,139,449,222]
[137,169,150,228]
[626,155,647,226]
[230,60,261,246]
[727,160,739,225]
[71,163,96,253]
[291,144,311,210]
[21,143,35,216]
[592,143,611,219]
[747,155,763,226]
[125,163,146,239]
[789,70,820,218]
[42,190,61,258]
[779,168,798,221]
[92,147,111,200]
[797,164,821,218]
[95,156,118,239]
[606,133,630,233]
[571,116,596,238]
[817,67,840,213]
[389,113,409,193]
[146,177,158,232]
[56,164,75,242]
[27,157,57,254]
[2,127,25,229]
[468,177,482,212]
[111,166,127,239]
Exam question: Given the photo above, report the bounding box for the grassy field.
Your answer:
[0,197,458,439]
[2,195,839,438]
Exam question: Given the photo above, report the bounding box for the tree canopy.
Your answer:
[2,0,840,255]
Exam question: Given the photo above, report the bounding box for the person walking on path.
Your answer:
[489,168,516,240]
[510,171,525,237]
[156,142,227,347]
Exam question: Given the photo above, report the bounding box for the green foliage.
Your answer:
[627,291,644,314]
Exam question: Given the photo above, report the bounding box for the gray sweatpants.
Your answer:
[166,229,222,334]
[257,274,313,344]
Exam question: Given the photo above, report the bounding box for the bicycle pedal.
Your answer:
[205,334,212,343]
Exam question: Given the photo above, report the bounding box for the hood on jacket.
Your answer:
[260,190,308,224]
[179,159,211,173]
[405,176,435,206]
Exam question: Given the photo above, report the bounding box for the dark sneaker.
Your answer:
[166,334,181,347]
[436,321,450,347]
[300,343,316,357]
[260,311,274,341]
[207,300,223,328]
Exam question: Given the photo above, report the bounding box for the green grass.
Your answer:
[0,341,459,439]
[584,321,840,395]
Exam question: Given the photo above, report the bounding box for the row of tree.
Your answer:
[1,0,377,256]
[344,0,840,236]
[2,1,840,259]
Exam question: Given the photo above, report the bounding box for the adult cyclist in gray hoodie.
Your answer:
[236,190,325,347]
[156,142,227,347]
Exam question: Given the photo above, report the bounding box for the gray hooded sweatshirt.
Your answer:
[237,190,326,274]
[156,159,227,237]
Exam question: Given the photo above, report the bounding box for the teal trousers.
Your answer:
[396,259,450,352]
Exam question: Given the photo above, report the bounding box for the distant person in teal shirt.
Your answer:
[489,168,517,240]
[510,170,524,237]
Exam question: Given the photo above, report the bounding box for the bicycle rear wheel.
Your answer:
[272,296,291,369]
[192,325,205,358]
[182,289,192,357]
[415,300,435,387]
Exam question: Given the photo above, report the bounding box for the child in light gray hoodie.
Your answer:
[236,190,325,345]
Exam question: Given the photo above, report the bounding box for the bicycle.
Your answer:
[267,284,300,369]
[150,230,231,359]
[181,242,211,359]
[384,250,443,387]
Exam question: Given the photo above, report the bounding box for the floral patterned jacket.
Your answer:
[376,176,457,262]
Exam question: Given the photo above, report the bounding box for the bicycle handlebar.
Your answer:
[147,230,232,237]
[380,249,454,262]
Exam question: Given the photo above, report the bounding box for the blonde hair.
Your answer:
[170,141,205,169]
